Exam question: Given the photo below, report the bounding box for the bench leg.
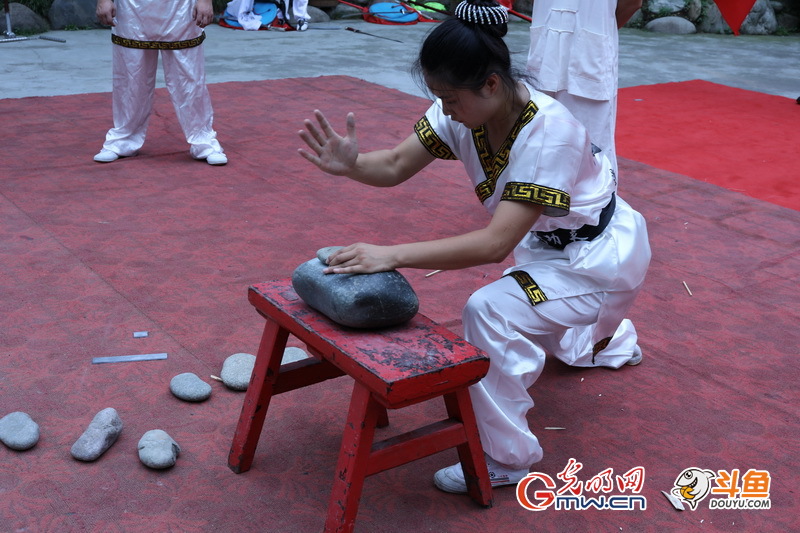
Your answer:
[325,382,380,533]
[376,405,389,428]
[444,389,494,507]
[228,318,289,473]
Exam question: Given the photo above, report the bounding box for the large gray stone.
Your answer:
[740,0,777,34]
[170,372,212,402]
[330,3,364,20]
[306,6,331,23]
[70,407,123,461]
[643,0,684,17]
[137,429,180,469]
[220,352,256,391]
[698,3,732,34]
[0,411,40,451]
[49,0,103,30]
[776,12,799,31]
[5,3,50,34]
[292,249,419,329]
[645,16,697,34]
[685,0,702,22]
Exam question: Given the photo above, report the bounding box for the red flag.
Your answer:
[714,0,758,35]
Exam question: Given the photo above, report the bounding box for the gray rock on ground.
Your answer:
[5,3,50,34]
[645,16,697,34]
[137,429,180,469]
[49,0,104,30]
[740,0,777,35]
[292,248,419,329]
[70,407,123,461]
[220,352,256,390]
[305,5,331,23]
[282,346,309,364]
[170,372,212,402]
[0,411,40,451]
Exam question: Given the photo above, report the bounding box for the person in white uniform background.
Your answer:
[94,0,227,165]
[526,0,642,177]
[279,0,310,31]
[298,0,650,494]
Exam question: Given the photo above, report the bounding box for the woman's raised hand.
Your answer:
[298,110,359,176]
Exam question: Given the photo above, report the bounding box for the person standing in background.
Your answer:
[526,0,642,177]
[94,0,227,165]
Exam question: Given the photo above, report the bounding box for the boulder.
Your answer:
[306,5,331,23]
[6,3,50,34]
[645,16,697,34]
[740,0,777,34]
[643,0,685,17]
[49,0,104,30]
[292,248,419,329]
[698,3,731,34]
[776,12,798,31]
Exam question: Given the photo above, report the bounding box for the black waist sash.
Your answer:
[111,32,206,50]
[534,193,616,250]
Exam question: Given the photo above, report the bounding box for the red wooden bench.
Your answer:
[228,279,493,532]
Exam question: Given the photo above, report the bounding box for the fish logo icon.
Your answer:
[672,468,716,510]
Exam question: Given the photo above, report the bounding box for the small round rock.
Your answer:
[138,429,181,469]
[220,352,256,391]
[71,407,123,462]
[283,346,309,364]
[170,372,212,402]
[0,411,40,451]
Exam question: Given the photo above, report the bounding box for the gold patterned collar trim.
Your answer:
[473,100,539,203]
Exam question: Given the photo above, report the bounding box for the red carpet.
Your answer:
[618,80,799,211]
[1,77,798,532]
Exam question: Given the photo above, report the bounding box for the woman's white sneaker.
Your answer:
[433,455,529,494]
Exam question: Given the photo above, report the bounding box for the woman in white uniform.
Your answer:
[298,0,650,494]
[94,0,227,165]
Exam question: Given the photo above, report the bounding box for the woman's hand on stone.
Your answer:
[324,243,395,274]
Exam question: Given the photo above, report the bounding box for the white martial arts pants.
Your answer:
[289,0,309,20]
[102,44,222,159]
[463,275,640,470]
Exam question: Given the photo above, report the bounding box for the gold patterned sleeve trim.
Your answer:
[111,32,206,50]
[505,271,548,306]
[414,116,457,160]
[500,181,570,215]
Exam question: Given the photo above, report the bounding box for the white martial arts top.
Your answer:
[414,84,650,303]
[526,0,618,101]
[416,85,615,234]
[113,0,201,41]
